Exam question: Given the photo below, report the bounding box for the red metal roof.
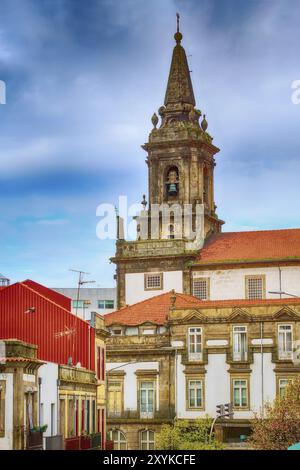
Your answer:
[0,281,95,370]
[104,291,300,326]
[22,279,71,310]
[197,228,300,265]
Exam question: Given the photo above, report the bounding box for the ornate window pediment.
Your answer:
[272,307,300,321]
[182,310,206,324]
[228,308,252,323]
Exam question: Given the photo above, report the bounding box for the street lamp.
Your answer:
[268,291,299,298]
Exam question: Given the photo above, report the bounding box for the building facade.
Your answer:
[54,287,117,320]
[112,23,300,310]
[105,19,300,450]
[104,292,300,449]
[0,280,108,449]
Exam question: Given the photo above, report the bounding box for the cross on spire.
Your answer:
[176,12,180,33]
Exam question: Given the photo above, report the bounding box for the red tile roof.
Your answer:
[197,228,300,265]
[104,292,201,326]
[104,291,300,326]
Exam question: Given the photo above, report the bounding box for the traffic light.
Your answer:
[224,403,234,419]
[216,404,225,417]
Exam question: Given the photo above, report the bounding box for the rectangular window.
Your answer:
[111,328,122,336]
[92,400,96,434]
[72,300,85,309]
[278,325,293,359]
[98,300,115,309]
[278,378,290,398]
[188,380,203,409]
[86,400,90,434]
[140,381,155,418]
[140,430,155,450]
[108,381,122,417]
[233,379,248,408]
[233,326,248,361]
[193,278,210,300]
[97,346,105,381]
[246,276,265,300]
[188,327,202,361]
[144,273,163,291]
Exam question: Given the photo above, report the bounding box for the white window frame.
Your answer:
[140,430,155,450]
[188,379,203,409]
[232,326,248,361]
[278,324,293,360]
[279,378,290,398]
[233,379,248,408]
[140,381,155,419]
[188,327,203,361]
[109,430,127,450]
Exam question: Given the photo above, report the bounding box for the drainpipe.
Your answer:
[88,325,91,370]
[38,377,42,427]
[279,267,282,299]
[260,322,264,418]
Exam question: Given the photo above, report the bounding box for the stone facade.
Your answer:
[105,296,300,449]
[0,339,44,450]
[112,23,223,309]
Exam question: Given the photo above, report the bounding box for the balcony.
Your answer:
[115,238,192,259]
[232,351,248,362]
[58,365,97,385]
[227,348,253,365]
[181,348,208,365]
[272,347,294,362]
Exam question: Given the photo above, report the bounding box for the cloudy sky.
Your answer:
[0,0,299,287]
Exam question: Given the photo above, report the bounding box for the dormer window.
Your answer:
[111,328,123,336]
[165,167,179,198]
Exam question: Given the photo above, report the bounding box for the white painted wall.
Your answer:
[176,352,277,421]
[106,362,159,411]
[0,373,13,450]
[193,266,300,300]
[125,271,183,305]
[38,363,58,440]
[250,352,276,415]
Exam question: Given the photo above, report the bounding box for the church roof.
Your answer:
[104,291,201,326]
[197,228,300,265]
[164,19,195,107]
[104,290,300,327]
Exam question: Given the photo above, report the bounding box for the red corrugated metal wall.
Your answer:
[0,283,95,371]
[23,279,71,311]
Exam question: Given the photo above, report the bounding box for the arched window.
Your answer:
[165,166,179,197]
[168,224,175,239]
[140,430,155,450]
[109,429,127,450]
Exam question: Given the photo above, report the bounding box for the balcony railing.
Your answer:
[232,351,248,362]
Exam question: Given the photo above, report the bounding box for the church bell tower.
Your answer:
[112,16,224,308]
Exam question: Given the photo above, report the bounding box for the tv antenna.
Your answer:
[69,269,96,317]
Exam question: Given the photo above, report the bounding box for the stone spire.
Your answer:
[164,14,196,108]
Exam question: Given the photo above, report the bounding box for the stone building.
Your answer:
[112,21,300,310]
[105,292,300,449]
[106,17,300,449]
[0,339,44,450]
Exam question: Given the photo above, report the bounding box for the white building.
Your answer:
[54,287,116,320]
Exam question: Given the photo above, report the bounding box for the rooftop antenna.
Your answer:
[69,269,95,317]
